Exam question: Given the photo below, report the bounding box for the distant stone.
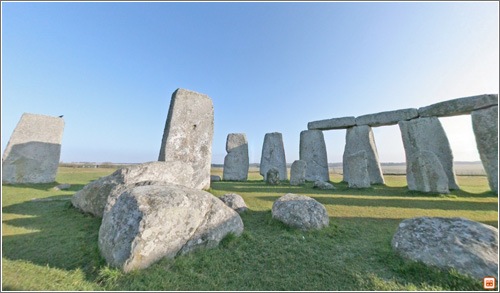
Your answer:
[272,193,329,230]
[418,94,498,117]
[299,130,329,182]
[408,151,449,194]
[472,106,498,193]
[98,183,244,272]
[266,167,280,185]
[399,117,458,191]
[307,116,356,130]
[345,151,371,188]
[313,181,336,190]
[53,184,71,191]
[210,175,221,182]
[342,125,384,185]
[290,160,307,186]
[392,217,498,280]
[158,88,214,190]
[219,193,248,213]
[2,113,65,184]
[223,133,249,181]
[355,108,418,127]
[260,132,287,180]
[71,161,198,217]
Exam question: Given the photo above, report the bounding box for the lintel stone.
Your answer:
[308,116,356,130]
[418,94,498,117]
[355,108,418,127]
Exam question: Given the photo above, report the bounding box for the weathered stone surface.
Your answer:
[219,193,248,213]
[223,133,249,181]
[71,161,197,217]
[260,132,287,180]
[290,160,307,186]
[53,184,71,191]
[98,183,244,272]
[355,108,418,127]
[299,130,329,182]
[2,113,64,184]
[210,175,221,182]
[408,151,449,193]
[472,106,498,193]
[158,88,214,190]
[399,117,458,190]
[266,167,280,185]
[307,116,356,130]
[418,94,498,117]
[345,151,371,188]
[272,193,329,230]
[342,125,384,185]
[313,181,336,190]
[392,217,498,280]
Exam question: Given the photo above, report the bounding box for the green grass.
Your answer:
[2,167,497,291]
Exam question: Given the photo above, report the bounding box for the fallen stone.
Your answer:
[355,108,418,127]
[345,151,371,188]
[272,193,329,230]
[260,132,287,180]
[266,167,280,185]
[219,193,248,213]
[418,94,498,117]
[223,133,249,181]
[299,130,329,182]
[307,116,356,130]
[290,160,307,186]
[313,181,336,190]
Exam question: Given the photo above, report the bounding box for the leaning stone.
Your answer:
[53,184,71,191]
[355,108,418,127]
[418,94,498,117]
[266,167,280,185]
[345,151,371,188]
[260,132,287,180]
[272,193,329,230]
[2,113,65,184]
[307,116,356,130]
[223,133,249,181]
[392,217,498,280]
[408,151,449,193]
[290,160,307,186]
[342,125,384,184]
[158,88,214,190]
[219,193,248,213]
[399,117,458,190]
[210,175,221,182]
[313,181,336,190]
[71,161,196,217]
[299,130,330,182]
[98,183,244,272]
[472,106,498,193]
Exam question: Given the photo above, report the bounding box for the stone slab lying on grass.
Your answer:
[272,193,329,230]
[99,183,244,272]
[392,217,498,280]
[219,193,248,213]
[313,181,336,190]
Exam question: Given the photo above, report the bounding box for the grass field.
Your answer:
[2,167,498,291]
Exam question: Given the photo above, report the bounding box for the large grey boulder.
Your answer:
[355,108,418,127]
[223,133,249,181]
[307,116,356,130]
[399,117,458,190]
[98,183,244,272]
[342,125,384,185]
[408,151,449,193]
[392,217,498,280]
[158,88,214,190]
[418,94,498,117]
[299,130,329,182]
[472,106,498,193]
[272,193,329,230]
[345,151,371,188]
[260,132,287,180]
[71,161,197,217]
[219,193,248,213]
[266,167,280,185]
[2,113,65,184]
[290,160,307,186]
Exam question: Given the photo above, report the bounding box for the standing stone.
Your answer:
[399,117,459,190]
[260,132,287,180]
[2,113,65,184]
[408,151,449,193]
[290,160,307,186]
[266,167,280,185]
[223,133,249,181]
[471,106,498,193]
[345,151,371,188]
[299,130,329,182]
[342,125,384,185]
[158,88,214,190]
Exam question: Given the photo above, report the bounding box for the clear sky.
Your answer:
[1,2,498,164]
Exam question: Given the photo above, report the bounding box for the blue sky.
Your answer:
[1,2,498,164]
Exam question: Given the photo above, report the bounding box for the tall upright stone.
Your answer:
[2,113,65,184]
[342,125,384,185]
[260,132,287,181]
[471,106,498,193]
[299,130,329,182]
[345,151,371,188]
[223,133,249,181]
[158,88,214,190]
[399,117,459,191]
